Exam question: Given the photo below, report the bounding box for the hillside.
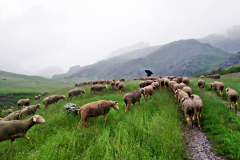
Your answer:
[216,52,240,69]
[105,41,151,59]
[103,39,233,78]
[54,45,161,81]
[197,25,240,53]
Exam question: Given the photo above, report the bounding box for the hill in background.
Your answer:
[105,41,151,59]
[32,66,66,79]
[197,25,240,53]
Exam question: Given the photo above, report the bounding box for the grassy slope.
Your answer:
[189,75,240,159]
[0,81,187,160]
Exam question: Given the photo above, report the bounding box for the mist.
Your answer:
[0,0,240,74]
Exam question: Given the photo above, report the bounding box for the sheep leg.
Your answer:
[7,139,15,154]
[104,114,108,122]
[43,105,48,110]
[197,115,201,129]
[138,100,140,105]
[185,114,191,129]
[220,91,223,99]
[23,134,33,147]
[235,101,238,114]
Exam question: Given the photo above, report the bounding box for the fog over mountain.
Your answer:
[0,0,240,75]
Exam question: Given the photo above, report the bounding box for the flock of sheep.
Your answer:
[0,76,239,154]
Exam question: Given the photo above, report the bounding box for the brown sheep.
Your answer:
[74,83,78,87]
[19,104,41,119]
[156,78,164,87]
[182,86,192,97]
[172,83,180,93]
[0,111,20,121]
[139,86,153,102]
[225,87,239,114]
[198,80,205,89]
[175,89,189,107]
[78,100,119,126]
[192,94,203,129]
[5,109,13,116]
[42,92,49,96]
[181,96,196,129]
[145,80,154,86]
[34,96,39,100]
[151,82,159,92]
[0,115,45,154]
[67,89,86,100]
[179,83,186,90]
[118,82,125,93]
[17,99,30,110]
[210,81,224,99]
[42,95,66,110]
[169,81,177,90]
[115,80,120,88]
[123,90,141,112]
[90,85,108,95]
[163,78,170,88]
[110,81,115,90]
[120,78,125,82]
[38,95,41,99]
[139,81,146,88]
[182,77,189,85]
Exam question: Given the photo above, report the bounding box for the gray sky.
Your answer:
[0,0,240,74]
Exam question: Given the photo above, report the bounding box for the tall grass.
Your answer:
[0,81,187,159]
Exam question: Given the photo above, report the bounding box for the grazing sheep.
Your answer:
[192,94,203,129]
[145,80,154,86]
[5,109,13,116]
[0,111,20,121]
[139,81,146,88]
[67,89,86,100]
[78,100,119,126]
[90,85,108,95]
[225,88,239,114]
[110,81,115,90]
[139,86,153,102]
[17,99,30,110]
[115,80,120,88]
[179,83,186,90]
[74,83,78,87]
[42,95,66,110]
[182,77,189,85]
[169,81,177,90]
[151,82,159,92]
[34,96,39,100]
[123,90,141,112]
[156,78,164,87]
[120,78,125,82]
[199,75,205,78]
[0,115,46,154]
[209,81,224,99]
[181,96,196,129]
[172,84,180,92]
[42,92,49,96]
[175,89,189,107]
[182,86,192,97]
[19,104,41,119]
[118,82,125,93]
[198,80,205,89]
[92,80,98,85]
[164,78,170,88]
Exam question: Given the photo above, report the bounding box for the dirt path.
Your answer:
[185,125,226,160]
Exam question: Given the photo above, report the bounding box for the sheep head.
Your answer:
[32,115,46,124]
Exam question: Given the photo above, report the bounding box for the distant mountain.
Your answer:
[58,39,232,80]
[216,51,240,69]
[102,39,233,78]
[53,45,161,81]
[197,25,240,53]
[105,41,151,59]
[32,66,66,79]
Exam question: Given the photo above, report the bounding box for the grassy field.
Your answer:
[189,75,240,159]
[0,81,187,159]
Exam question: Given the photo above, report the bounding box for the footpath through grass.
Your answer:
[189,78,240,159]
[0,81,187,159]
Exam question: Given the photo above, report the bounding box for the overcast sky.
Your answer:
[0,0,240,74]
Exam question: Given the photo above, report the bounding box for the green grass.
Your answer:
[0,81,187,159]
[189,77,240,159]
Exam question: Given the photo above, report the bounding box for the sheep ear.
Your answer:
[33,117,36,122]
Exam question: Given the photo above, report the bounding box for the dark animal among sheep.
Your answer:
[0,115,45,154]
